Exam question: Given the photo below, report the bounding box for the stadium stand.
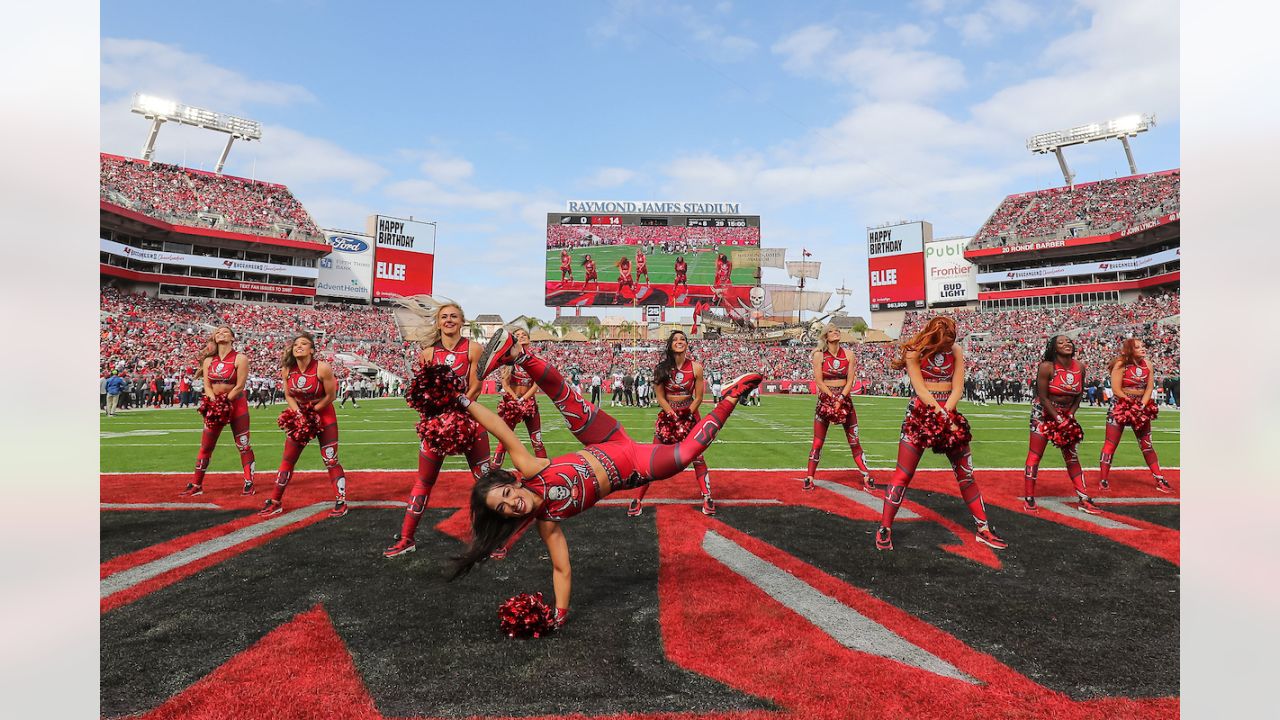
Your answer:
[971,170,1179,248]
[100,153,325,243]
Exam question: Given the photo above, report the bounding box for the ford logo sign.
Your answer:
[329,236,369,253]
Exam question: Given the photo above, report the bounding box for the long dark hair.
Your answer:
[1043,334,1070,362]
[449,468,527,580]
[653,330,687,385]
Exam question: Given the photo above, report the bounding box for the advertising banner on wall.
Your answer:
[975,246,1180,283]
[317,231,374,301]
[99,238,318,278]
[867,221,930,311]
[368,215,436,300]
[925,237,978,306]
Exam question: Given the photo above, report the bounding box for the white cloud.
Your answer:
[949,0,1037,44]
[101,38,313,111]
[418,152,475,184]
[384,179,528,213]
[772,24,839,73]
[591,0,758,62]
[584,167,638,188]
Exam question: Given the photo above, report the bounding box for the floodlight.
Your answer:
[129,93,262,173]
[1026,113,1156,185]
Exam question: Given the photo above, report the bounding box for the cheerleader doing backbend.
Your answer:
[804,324,874,492]
[492,328,548,467]
[259,332,349,518]
[876,317,1007,551]
[1098,338,1171,493]
[627,331,716,517]
[1024,335,1100,514]
[384,297,493,558]
[449,328,762,627]
[181,326,256,497]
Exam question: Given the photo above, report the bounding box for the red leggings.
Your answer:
[271,421,346,503]
[493,402,548,466]
[807,404,871,479]
[193,399,254,486]
[880,397,989,529]
[635,402,710,501]
[1025,400,1086,498]
[1099,418,1163,483]
[398,420,492,542]
[518,352,739,490]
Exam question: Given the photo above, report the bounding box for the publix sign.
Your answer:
[925,237,978,306]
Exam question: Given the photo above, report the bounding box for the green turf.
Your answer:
[545,245,756,285]
[100,395,1179,474]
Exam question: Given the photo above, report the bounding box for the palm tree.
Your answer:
[852,319,869,337]
[468,321,485,342]
[584,318,603,341]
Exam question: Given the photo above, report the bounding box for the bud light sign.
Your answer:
[319,231,374,301]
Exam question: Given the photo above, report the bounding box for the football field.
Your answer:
[100,394,1180,719]
[545,245,758,286]
[101,394,1181,475]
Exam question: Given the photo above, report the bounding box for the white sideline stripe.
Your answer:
[814,480,918,519]
[100,503,327,599]
[702,531,977,684]
[101,465,1181,475]
[1036,499,1140,530]
[596,498,781,506]
[101,502,222,510]
[344,500,407,508]
[1094,496,1180,504]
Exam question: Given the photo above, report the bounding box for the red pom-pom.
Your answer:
[416,409,481,456]
[405,364,464,416]
[1039,413,1084,449]
[934,410,973,454]
[497,393,526,427]
[197,394,233,427]
[816,393,851,424]
[1143,400,1160,424]
[497,592,556,638]
[1112,397,1149,427]
[655,407,696,444]
[520,396,538,419]
[277,406,321,443]
[903,401,951,449]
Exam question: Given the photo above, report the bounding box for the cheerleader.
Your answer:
[673,255,689,295]
[713,253,732,289]
[1098,338,1170,492]
[384,297,494,558]
[635,247,649,283]
[804,324,873,492]
[876,317,1006,551]
[449,330,762,627]
[616,256,635,300]
[560,249,573,282]
[627,331,715,516]
[1024,335,1098,514]
[581,254,598,288]
[492,328,548,467]
[180,326,256,497]
[258,332,348,518]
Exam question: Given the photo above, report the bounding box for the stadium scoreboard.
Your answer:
[545,211,761,309]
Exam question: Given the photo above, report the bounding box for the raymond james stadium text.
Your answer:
[566,201,741,214]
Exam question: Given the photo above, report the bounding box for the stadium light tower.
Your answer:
[130,93,263,173]
[1026,113,1156,187]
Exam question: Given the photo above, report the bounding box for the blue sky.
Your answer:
[100,0,1179,321]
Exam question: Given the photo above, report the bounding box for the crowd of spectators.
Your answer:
[546,224,759,249]
[99,287,1181,411]
[972,170,1180,248]
[100,154,324,243]
[100,288,411,411]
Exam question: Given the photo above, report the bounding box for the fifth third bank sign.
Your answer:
[368,215,436,300]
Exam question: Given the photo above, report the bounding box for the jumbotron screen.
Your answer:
[545,213,760,308]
